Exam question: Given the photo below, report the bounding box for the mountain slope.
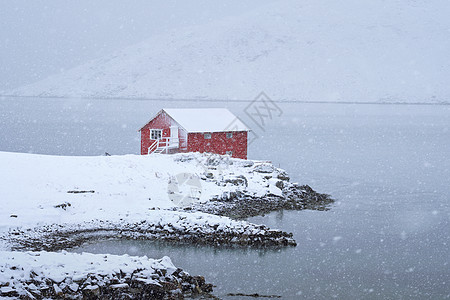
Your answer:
[12,0,450,103]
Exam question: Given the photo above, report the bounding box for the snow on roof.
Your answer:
[163,108,250,133]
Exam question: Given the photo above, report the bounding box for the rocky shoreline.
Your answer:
[1,266,212,300]
[184,154,334,219]
[6,219,296,252]
[0,251,213,300]
[187,184,333,219]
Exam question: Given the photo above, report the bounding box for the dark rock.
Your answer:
[82,284,100,297]
[275,180,284,190]
[224,175,248,187]
[0,287,19,297]
[54,202,71,210]
[227,292,282,298]
[277,171,290,181]
[240,160,254,167]
[253,164,274,173]
[191,184,333,220]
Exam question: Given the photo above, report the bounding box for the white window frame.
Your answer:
[150,129,163,140]
[204,133,212,139]
[226,132,233,139]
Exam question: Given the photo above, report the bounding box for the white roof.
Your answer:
[163,108,250,133]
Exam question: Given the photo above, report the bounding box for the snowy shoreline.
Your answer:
[0,151,333,299]
[5,212,296,252]
[0,251,213,299]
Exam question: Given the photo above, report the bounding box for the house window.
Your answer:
[226,132,233,139]
[226,151,233,156]
[150,129,162,140]
[204,133,212,139]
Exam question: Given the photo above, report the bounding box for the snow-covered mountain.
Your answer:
[11,0,450,103]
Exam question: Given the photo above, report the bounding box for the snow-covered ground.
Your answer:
[0,152,282,229]
[9,0,450,103]
[0,151,298,250]
[0,251,176,298]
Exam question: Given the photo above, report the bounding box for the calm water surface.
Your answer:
[1,98,449,299]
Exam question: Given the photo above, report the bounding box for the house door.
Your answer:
[170,126,179,148]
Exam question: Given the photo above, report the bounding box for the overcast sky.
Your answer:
[0,0,277,92]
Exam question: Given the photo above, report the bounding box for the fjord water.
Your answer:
[1,98,449,299]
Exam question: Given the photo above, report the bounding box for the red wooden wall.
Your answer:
[187,131,247,159]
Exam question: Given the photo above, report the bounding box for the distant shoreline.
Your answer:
[1,94,449,106]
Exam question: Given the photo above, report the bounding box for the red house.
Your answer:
[139,108,250,159]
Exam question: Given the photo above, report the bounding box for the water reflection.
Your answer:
[74,238,290,259]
